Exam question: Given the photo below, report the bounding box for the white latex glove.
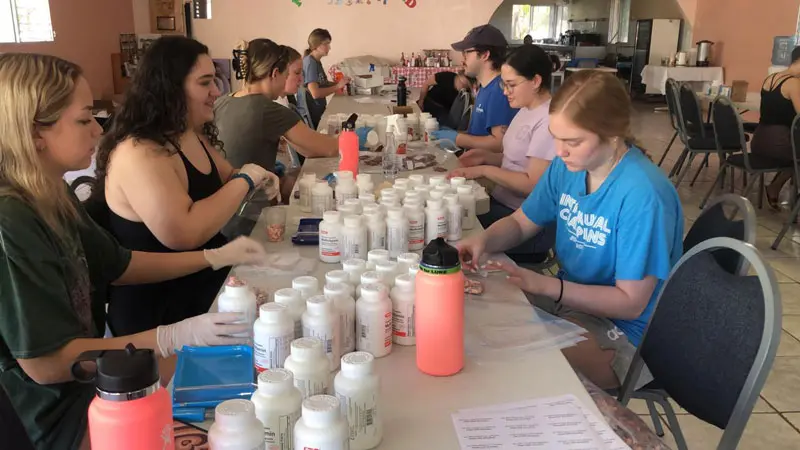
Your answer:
[156,312,249,358]
[238,163,270,187]
[203,236,268,270]
[262,171,281,203]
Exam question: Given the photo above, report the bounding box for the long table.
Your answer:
[198,93,612,448]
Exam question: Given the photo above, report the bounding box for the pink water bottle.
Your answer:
[72,344,174,450]
[415,237,465,376]
[339,114,359,176]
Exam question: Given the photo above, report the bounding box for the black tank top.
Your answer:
[106,140,229,336]
[759,74,796,128]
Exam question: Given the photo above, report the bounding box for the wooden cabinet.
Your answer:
[149,0,185,35]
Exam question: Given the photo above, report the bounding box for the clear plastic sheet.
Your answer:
[463,273,588,364]
[233,251,317,297]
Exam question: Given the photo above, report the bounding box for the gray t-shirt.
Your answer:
[297,54,330,128]
[214,94,301,171]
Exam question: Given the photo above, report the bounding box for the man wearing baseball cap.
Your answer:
[430,24,518,152]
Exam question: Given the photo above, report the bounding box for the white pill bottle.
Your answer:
[293,395,350,450]
[334,352,382,450]
[217,276,258,339]
[302,295,341,371]
[319,210,343,264]
[355,283,393,358]
[283,337,331,399]
[390,273,416,346]
[253,303,293,373]
[251,369,302,450]
[208,399,265,450]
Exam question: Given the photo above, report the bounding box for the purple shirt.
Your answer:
[492,100,556,209]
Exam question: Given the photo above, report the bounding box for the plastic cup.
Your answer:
[265,208,287,242]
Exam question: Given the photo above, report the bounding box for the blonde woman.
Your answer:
[458,71,683,390]
[0,53,266,449]
[296,28,350,128]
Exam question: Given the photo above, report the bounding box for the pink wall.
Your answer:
[192,0,503,70]
[675,0,697,24]
[694,0,796,90]
[0,0,135,99]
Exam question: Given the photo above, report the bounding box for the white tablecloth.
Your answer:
[198,94,605,448]
[641,65,724,95]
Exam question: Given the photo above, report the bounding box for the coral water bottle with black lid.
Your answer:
[414,237,465,376]
[72,344,174,450]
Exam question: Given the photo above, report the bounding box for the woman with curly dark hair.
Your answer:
[93,36,278,336]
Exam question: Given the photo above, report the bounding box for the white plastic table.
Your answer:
[201,94,604,448]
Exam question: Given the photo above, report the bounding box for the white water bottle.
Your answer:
[253,303,293,373]
[302,295,341,371]
[251,369,302,450]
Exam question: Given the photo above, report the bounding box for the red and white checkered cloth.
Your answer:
[390,66,458,88]
[328,64,458,88]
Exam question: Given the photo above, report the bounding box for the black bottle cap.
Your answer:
[420,238,461,274]
[71,344,159,394]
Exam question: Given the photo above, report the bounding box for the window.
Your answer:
[608,0,631,44]
[512,4,569,42]
[0,0,54,43]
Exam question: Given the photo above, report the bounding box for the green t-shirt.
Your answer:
[0,190,132,450]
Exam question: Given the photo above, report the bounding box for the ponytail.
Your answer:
[306,28,332,58]
[232,39,249,80]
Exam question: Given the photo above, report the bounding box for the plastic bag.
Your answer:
[464,295,588,364]
[234,251,317,294]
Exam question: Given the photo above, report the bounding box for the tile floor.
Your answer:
[629,102,800,449]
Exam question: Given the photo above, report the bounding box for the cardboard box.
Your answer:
[731,80,749,102]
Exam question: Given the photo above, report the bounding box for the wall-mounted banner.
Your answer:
[323,0,415,7]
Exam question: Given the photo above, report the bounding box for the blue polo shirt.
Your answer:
[467,75,518,136]
[521,147,684,345]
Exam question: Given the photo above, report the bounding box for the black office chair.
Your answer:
[699,97,792,210]
[772,114,800,249]
[685,194,756,275]
[657,78,681,168]
[445,89,472,132]
[0,387,36,450]
[618,237,781,450]
[670,83,723,187]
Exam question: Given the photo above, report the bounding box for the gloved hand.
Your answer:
[156,312,250,358]
[355,126,373,150]
[430,128,459,145]
[203,236,268,270]
[261,171,281,202]
[237,164,270,187]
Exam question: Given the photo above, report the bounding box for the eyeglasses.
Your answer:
[500,78,531,93]
[461,49,478,57]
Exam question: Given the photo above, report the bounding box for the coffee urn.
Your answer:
[696,40,714,66]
